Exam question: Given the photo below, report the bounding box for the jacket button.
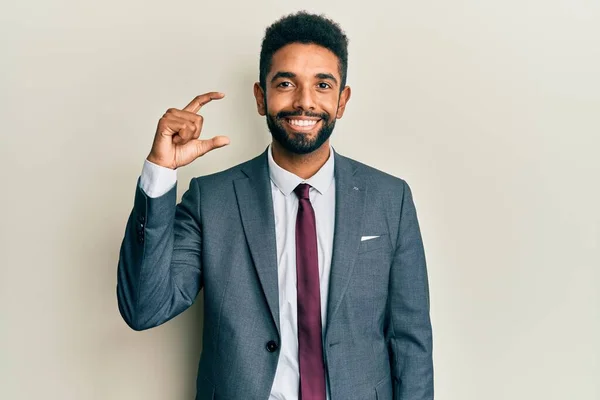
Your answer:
[266,340,278,352]
[137,235,144,244]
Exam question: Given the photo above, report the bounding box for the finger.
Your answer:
[183,92,225,114]
[192,122,202,140]
[165,109,204,138]
[158,116,193,138]
[166,108,204,124]
[162,115,197,143]
[193,135,230,157]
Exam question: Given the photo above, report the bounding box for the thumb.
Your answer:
[194,135,230,158]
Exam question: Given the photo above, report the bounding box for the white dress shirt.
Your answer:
[139,144,336,400]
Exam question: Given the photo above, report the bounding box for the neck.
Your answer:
[271,140,331,180]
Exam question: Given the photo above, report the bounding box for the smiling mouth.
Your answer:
[284,118,322,132]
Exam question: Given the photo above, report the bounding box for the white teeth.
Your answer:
[287,119,318,127]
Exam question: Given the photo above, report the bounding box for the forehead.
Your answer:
[269,43,340,79]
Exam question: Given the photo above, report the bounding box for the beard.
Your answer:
[265,102,337,155]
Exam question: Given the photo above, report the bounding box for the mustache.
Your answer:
[276,110,329,121]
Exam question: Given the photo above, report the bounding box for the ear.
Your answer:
[335,86,351,119]
[253,82,266,116]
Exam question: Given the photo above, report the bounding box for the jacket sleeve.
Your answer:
[389,180,434,399]
[116,177,203,331]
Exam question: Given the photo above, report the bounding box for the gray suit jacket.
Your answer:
[117,147,433,400]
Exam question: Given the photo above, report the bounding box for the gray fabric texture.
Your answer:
[116,147,434,399]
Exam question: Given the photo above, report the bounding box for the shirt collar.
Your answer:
[267,142,335,197]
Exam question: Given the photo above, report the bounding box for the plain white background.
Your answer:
[1,0,598,399]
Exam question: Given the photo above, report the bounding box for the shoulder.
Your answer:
[336,151,409,192]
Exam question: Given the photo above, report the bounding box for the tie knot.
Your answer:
[294,183,311,200]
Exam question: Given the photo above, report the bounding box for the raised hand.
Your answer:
[146,92,230,169]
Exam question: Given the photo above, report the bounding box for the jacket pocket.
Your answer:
[358,234,389,254]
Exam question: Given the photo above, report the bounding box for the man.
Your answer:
[117,11,433,400]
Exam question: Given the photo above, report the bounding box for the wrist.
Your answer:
[146,154,176,170]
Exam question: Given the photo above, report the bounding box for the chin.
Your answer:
[266,113,335,155]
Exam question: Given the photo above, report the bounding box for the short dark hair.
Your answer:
[259,11,349,92]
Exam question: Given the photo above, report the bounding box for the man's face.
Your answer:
[254,43,351,154]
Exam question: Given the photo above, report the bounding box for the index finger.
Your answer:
[183,92,225,113]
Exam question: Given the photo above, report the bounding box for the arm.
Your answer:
[116,92,229,331]
[116,174,203,331]
[389,180,434,399]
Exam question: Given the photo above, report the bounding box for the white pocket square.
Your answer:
[360,235,380,242]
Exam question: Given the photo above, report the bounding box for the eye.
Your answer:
[318,82,332,89]
[277,81,293,88]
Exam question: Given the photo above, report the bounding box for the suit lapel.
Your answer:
[326,150,367,331]
[232,147,367,336]
[234,149,280,334]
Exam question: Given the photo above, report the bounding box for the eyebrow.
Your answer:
[270,71,339,85]
[315,73,338,85]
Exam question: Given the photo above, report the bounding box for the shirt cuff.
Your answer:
[139,159,177,198]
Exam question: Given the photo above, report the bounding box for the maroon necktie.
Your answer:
[294,183,326,400]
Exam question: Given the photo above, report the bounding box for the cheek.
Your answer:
[320,91,340,108]
[323,97,340,117]
[266,90,288,109]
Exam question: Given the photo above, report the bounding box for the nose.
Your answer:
[292,85,316,111]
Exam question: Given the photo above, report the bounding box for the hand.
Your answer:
[146,92,230,169]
